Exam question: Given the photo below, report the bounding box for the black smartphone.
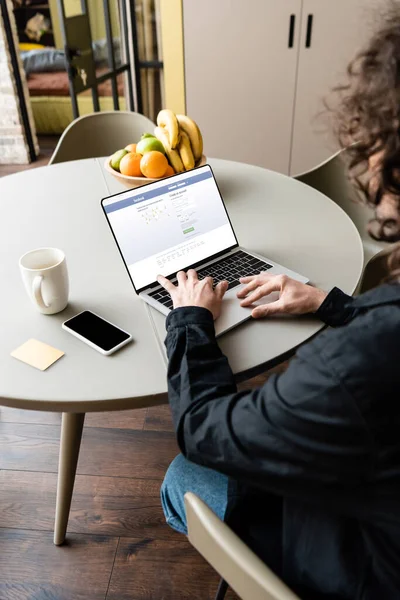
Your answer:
[62,310,132,355]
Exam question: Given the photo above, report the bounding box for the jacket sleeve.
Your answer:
[165,301,372,500]
[316,286,357,327]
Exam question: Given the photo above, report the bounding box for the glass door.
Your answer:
[56,0,135,117]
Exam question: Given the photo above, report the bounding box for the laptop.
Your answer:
[101,164,308,336]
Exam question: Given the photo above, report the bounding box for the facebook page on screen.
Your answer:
[103,166,237,290]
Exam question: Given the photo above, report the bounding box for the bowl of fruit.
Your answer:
[105,109,206,187]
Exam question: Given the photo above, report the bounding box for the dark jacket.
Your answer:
[164,284,400,599]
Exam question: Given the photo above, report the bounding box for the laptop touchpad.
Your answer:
[215,290,280,336]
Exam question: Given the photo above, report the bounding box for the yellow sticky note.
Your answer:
[11,339,64,371]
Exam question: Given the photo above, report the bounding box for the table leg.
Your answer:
[54,412,85,545]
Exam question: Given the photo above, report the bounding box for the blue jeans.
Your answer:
[161,454,238,535]
[161,454,284,577]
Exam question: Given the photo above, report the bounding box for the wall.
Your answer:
[0,0,38,164]
[159,0,184,113]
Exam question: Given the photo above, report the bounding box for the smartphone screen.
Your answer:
[63,311,131,352]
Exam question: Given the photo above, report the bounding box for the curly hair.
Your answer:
[332,3,400,280]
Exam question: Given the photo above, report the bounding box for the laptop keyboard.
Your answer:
[197,251,272,290]
[149,251,273,311]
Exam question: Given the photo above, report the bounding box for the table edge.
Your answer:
[0,391,168,413]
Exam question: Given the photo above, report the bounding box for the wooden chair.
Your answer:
[294,150,389,277]
[49,111,155,165]
[185,492,300,600]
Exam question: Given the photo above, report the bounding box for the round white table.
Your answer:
[0,157,363,545]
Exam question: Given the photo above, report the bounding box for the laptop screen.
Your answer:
[102,165,238,291]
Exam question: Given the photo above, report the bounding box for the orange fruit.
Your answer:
[164,165,175,177]
[125,143,137,153]
[140,151,168,178]
[119,152,143,177]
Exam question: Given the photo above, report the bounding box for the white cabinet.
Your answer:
[290,0,385,175]
[183,0,302,174]
[183,1,386,175]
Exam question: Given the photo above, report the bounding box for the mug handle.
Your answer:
[33,275,50,309]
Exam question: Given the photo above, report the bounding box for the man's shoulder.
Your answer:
[314,304,400,367]
[299,298,400,418]
[300,295,400,378]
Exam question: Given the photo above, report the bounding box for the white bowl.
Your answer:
[104,154,207,188]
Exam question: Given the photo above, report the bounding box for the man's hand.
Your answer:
[157,270,229,320]
[237,273,327,318]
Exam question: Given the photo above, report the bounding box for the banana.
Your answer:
[176,114,203,162]
[157,109,180,149]
[178,130,195,171]
[154,126,184,173]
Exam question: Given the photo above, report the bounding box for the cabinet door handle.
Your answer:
[288,14,296,48]
[305,14,314,48]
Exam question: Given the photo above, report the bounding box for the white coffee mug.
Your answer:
[19,247,69,315]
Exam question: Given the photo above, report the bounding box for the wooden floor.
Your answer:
[0,372,279,600]
[0,147,285,599]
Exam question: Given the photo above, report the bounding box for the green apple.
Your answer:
[141,132,156,139]
[136,137,165,155]
[110,149,129,171]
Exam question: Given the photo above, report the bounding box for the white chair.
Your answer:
[185,492,300,600]
[294,151,389,272]
[49,111,156,165]
[357,246,393,293]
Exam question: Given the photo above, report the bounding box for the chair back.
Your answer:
[49,111,156,164]
[185,492,300,600]
[295,150,387,266]
[358,246,393,293]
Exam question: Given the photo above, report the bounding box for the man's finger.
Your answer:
[252,299,285,319]
[215,280,229,300]
[204,276,213,287]
[236,277,264,298]
[187,269,198,281]
[177,270,187,285]
[239,272,274,286]
[157,274,175,293]
[240,280,281,306]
